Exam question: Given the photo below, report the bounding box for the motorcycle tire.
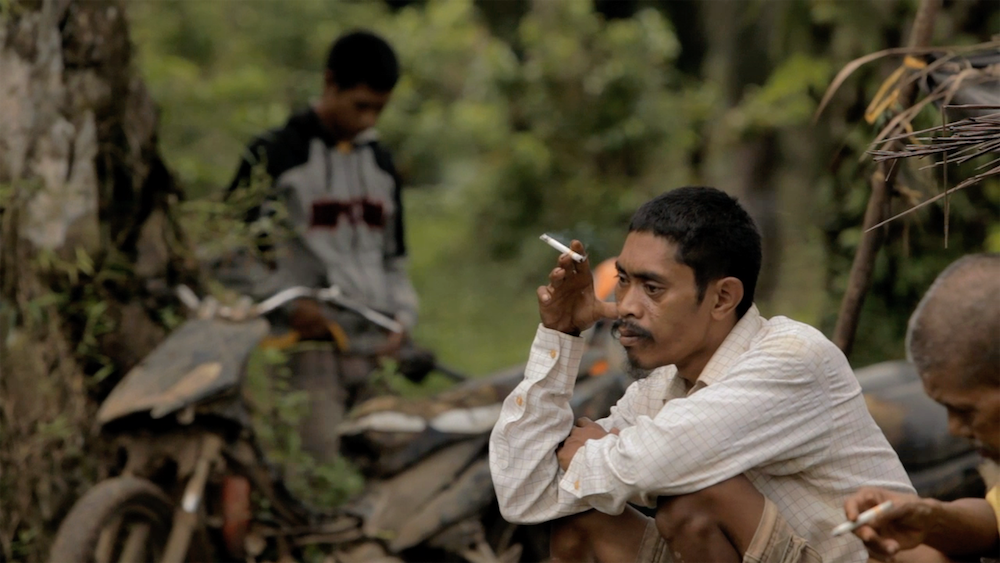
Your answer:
[48,476,174,563]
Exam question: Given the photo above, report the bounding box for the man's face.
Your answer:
[323,82,391,140]
[922,367,1000,462]
[612,232,714,373]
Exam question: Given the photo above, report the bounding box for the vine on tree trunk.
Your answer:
[0,1,195,559]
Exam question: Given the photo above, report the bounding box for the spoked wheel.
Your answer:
[49,477,174,563]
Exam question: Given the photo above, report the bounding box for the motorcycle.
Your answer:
[47,284,628,563]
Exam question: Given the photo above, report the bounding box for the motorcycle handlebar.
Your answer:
[174,285,405,334]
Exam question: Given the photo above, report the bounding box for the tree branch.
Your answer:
[832,0,941,356]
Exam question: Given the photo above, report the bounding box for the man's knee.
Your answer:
[655,475,762,542]
[552,508,650,563]
[551,510,604,560]
[655,493,720,542]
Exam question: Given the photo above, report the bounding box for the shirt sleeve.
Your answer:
[489,325,645,523]
[595,372,649,433]
[560,335,834,514]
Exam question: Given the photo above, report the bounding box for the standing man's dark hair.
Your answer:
[313,30,400,144]
[628,186,762,318]
[326,30,399,92]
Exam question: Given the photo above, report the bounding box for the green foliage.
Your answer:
[469,5,695,259]
[2,2,997,559]
[128,0,996,378]
[25,248,124,382]
[728,54,833,134]
[176,157,291,269]
[243,346,365,509]
[0,0,33,21]
[0,182,14,210]
[130,0,699,373]
[129,0,390,197]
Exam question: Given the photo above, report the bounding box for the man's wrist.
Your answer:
[541,322,581,337]
[921,498,950,547]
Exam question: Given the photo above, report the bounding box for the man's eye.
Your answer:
[644,284,662,295]
[617,275,628,286]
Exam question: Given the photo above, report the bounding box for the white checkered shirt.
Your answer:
[489,305,914,562]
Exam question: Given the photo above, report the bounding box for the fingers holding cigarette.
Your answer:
[549,266,567,287]
[541,234,587,263]
[832,500,894,536]
[840,487,939,560]
[536,234,618,336]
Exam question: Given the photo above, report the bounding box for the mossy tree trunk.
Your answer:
[0,1,194,559]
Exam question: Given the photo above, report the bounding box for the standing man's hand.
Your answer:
[844,487,932,560]
[557,417,620,471]
[290,299,331,341]
[537,240,617,336]
[379,324,407,359]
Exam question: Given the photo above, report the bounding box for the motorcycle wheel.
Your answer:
[48,476,174,563]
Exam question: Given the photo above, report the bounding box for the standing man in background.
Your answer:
[224,30,418,461]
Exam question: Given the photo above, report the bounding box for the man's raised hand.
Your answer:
[537,240,617,336]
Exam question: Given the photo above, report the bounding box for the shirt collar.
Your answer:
[694,304,763,388]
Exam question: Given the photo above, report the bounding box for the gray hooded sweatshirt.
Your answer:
[224,109,418,331]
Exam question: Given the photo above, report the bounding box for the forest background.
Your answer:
[130,0,999,375]
[1,0,998,559]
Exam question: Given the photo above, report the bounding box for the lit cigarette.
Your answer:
[540,234,586,263]
[831,501,893,536]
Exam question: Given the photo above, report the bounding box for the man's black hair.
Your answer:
[326,30,399,92]
[628,186,762,318]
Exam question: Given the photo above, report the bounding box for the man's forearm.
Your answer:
[924,498,999,558]
[489,325,591,523]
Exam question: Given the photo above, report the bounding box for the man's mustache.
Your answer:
[610,319,653,341]
[971,439,998,456]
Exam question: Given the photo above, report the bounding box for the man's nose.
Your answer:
[616,286,641,319]
[360,111,378,130]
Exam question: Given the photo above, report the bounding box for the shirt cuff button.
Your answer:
[574,480,580,490]
[515,396,524,406]
[549,349,558,359]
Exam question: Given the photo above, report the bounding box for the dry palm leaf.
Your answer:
[865,109,1000,232]
[813,40,1000,123]
[819,40,999,233]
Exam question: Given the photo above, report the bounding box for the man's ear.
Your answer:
[323,69,338,90]
[711,277,744,320]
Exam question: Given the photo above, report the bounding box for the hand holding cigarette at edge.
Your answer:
[536,235,615,336]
